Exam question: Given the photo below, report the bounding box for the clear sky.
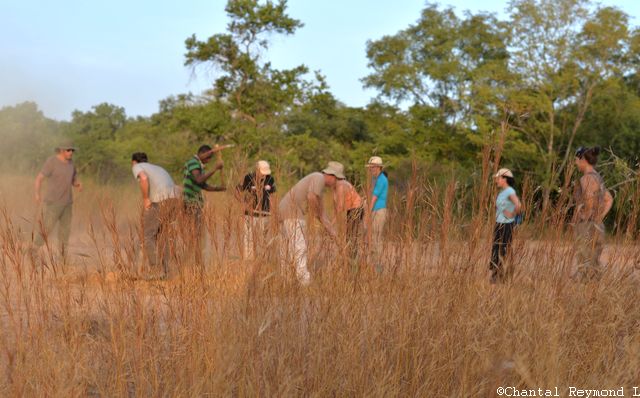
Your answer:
[1,0,638,121]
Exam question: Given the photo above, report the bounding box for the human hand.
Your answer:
[215,160,224,170]
[34,193,42,204]
[75,182,83,192]
[143,198,152,210]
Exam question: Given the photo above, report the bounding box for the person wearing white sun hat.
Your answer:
[490,168,522,283]
[365,156,388,274]
[235,160,276,260]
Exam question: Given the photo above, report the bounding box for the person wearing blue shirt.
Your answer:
[366,156,388,273]
[490,168,522,283]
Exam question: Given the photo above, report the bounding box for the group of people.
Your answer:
[31,142,612,284]
[31,143,390,283]
[489,146,613,283]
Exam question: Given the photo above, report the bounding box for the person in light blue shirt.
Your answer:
[366,156,388,273]
[490,168,522,283]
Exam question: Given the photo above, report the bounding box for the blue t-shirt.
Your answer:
[372,173,388,211]
[496,186,516,224]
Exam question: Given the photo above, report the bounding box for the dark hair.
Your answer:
[505,176,515,187]
[131,152,148,163]
[198,145,212,155]
[576,146,600,165]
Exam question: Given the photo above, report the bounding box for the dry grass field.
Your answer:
[0,169,638,397]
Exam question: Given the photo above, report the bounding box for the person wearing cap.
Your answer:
[490,168,522,283]
[235,160,277,260]
[365,156,388,273]
[131,152,180,279]
[33,141,82,256]
[333,168,364,259]
[278,162,339,285]
[572,146,613,281]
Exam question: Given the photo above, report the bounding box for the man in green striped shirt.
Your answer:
[183,145,225,206]
[182,145,225,265]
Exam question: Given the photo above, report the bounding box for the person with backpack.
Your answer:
[572,147,614,281]
[490,168,522,283]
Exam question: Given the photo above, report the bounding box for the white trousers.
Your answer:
[281,219,311,285]
[243,215,269,260]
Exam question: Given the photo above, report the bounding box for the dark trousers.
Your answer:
[490,222,515,282]
[143,199,178,275]
[183,202,204,267]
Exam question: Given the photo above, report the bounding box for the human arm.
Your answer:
[137,171,152,210]
[366,178,381,229]
[72,170,82,192]
[576,175,599,221]
[503,193,522,219]
[598,190,613,222]
[190,160,224,185]
[334,183,348,230]
[203,184,226,192]
[308,191,336,238]
[265,176,276,194]
[34,173,45,203]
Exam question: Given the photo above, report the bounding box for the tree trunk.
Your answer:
[542,106,556,219]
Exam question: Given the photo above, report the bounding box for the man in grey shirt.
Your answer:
[278,162,341,285]
[131,152,179,279]
[34,141,82,257]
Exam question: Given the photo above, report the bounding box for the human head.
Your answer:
[197,145,213,163]
[575,146,600,172]
[494,168,514,188]
[131,152,148,165]
[322,161,345,187]
[56,141,76,161]
[256,160,271,177]
[366,156,384,177]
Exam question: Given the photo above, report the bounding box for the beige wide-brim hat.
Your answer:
[366,156,384,168]
[494,168,514,178]
[256,160,271,175]
[322,161,346,179]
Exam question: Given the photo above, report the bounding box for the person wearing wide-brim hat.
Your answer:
[365,156,388,274]
[33,141,82,258]
[235,160,277,260]
[490,168,522,283]
[277,162,340,285]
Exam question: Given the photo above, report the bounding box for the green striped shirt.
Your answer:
[183,156,205,205]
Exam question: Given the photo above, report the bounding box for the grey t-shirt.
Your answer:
[278,172,325,219]
[132,162,178,203]
[40,156,76,205]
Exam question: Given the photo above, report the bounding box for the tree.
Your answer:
[184,0,314,162]
[0,102,61,172]
[363,5,520,171]
[65,103,127,180]
[506,0,632,214]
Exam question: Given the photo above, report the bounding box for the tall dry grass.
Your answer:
[0,160,638,397]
